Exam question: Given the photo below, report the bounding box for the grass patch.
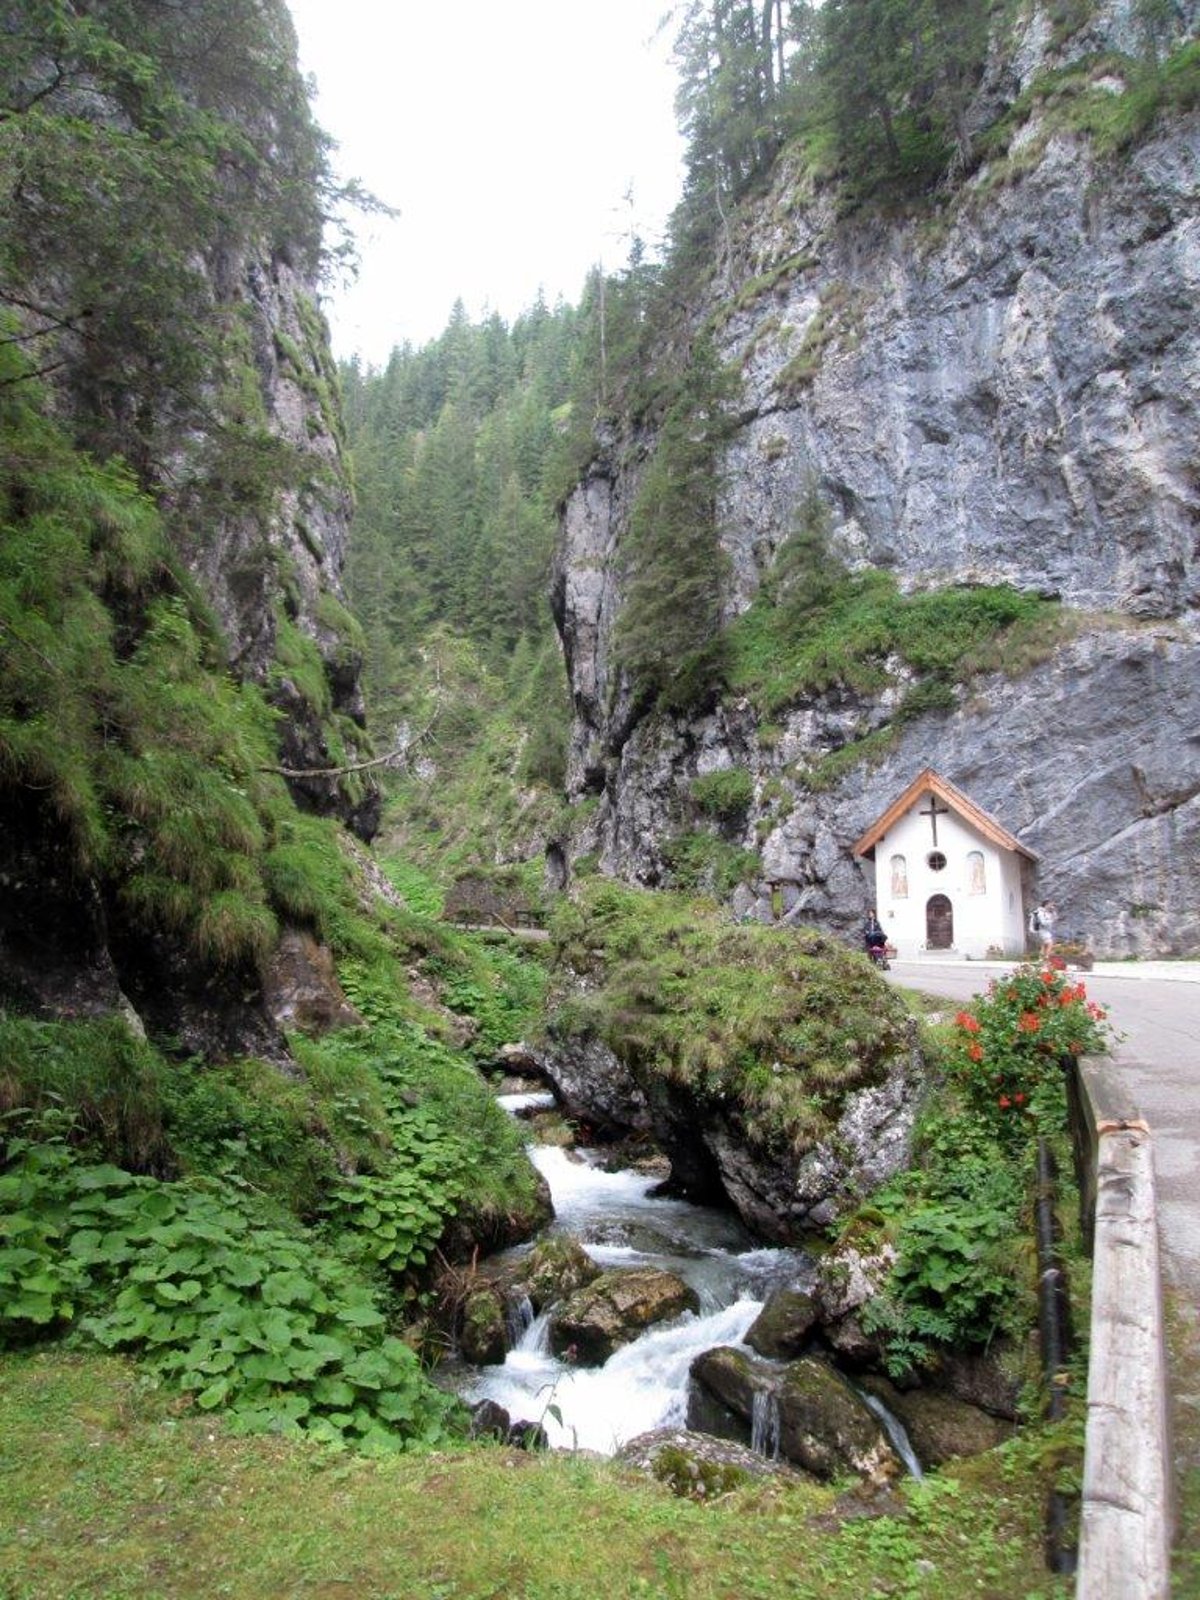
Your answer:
[0,1347,1077,1599]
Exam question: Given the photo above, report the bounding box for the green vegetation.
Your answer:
[689,767,756,825]
[0,1347,1078,1599]
[857,963,1111,1377]
[0,1126,458,1450]
[0,1,359,479]
[548,881,909,1153]
[727,517,1059,726]
[975,36,1200,186]
[0,910,548,1447]
[661,832,762,897]
[612,342,738,715]
[342,302,579,878]
[369,628,568,883]
[0,342,298,974]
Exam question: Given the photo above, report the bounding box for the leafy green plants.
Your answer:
[0,1124,461,1450]
[855,962,1110,1377]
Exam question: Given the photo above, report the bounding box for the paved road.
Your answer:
[887,959,1200,1290]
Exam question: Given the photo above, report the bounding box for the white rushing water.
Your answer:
[496,1090,558,1116]
[463,1137,813,1454]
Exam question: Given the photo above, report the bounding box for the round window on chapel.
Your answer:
[927,851,947,872]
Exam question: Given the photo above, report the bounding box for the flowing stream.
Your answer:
[462,1121,814,1456]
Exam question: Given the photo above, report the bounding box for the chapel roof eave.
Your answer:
[852,767,1040,863]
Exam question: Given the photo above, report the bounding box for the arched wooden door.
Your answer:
[926,894,953,949]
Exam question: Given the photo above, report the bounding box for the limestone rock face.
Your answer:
[551,3,1200,957]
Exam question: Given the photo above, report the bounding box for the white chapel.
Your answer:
[852,768,1038,960]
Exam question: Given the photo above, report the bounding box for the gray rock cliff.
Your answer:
[552,3,1200,957]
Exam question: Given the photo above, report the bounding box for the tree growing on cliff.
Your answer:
[613,338,736,714]
[0,0,341,473]
[816,0,991,188]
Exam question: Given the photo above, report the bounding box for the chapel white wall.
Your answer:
[873,802,1027,959]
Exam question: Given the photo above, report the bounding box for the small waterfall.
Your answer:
[750,1388,781,1460]
[476,1093,815,1455]
[858,1388,924,1479]
[506,1293,535,1348]
[515,1308,552,1355]
[497,1090,556,1117]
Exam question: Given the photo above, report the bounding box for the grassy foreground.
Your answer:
[0,1350,1074,1600]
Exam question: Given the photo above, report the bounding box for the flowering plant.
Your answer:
[948,959,1112,1141]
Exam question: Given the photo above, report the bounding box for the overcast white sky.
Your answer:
[286,1,685,367]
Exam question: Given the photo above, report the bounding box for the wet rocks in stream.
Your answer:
[549,1267,700,1364]
[689,1347,902,1487]
[459,1285,509,1367]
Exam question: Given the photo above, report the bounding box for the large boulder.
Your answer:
[550,1267,699,1364]
[459,1285,508,1367]
[689,1346,901,1486]
[744,1287,820,1360]
[919,1342,1026,1422]
[859,1376,1013,1466]
[523,1236,602,1312]
[775,1358,902,1487]
[533,1034,653,1139]
[812,1236,898,1368]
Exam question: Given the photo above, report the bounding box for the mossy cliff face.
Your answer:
[553,1,1200,957]
[0,2,376,1043]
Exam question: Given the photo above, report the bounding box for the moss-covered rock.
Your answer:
[550,1267,699,1365]
[745,1287,820,1360]
[540,887,923,1241]
[523,1236,601,1313]
[459,1286,508,1366]
[690,1346,901,1486]
[859,1375,1012,1466]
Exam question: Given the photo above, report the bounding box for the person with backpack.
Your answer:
[1029,900,1056,956]
[863,912,889,968]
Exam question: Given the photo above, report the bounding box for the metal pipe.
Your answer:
[1036,1137,1077,1576]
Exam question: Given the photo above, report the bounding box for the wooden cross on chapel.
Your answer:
[919,794,949,846]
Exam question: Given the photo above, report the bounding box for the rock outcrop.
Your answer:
[551,2,1200,958]
[689,1346,902,1486]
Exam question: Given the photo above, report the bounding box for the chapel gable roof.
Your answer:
[852,768,1039,862]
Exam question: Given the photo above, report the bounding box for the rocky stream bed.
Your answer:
[444,1085,1016,1487]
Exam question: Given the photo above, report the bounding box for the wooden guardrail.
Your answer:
[1068,1057,1173,1599]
